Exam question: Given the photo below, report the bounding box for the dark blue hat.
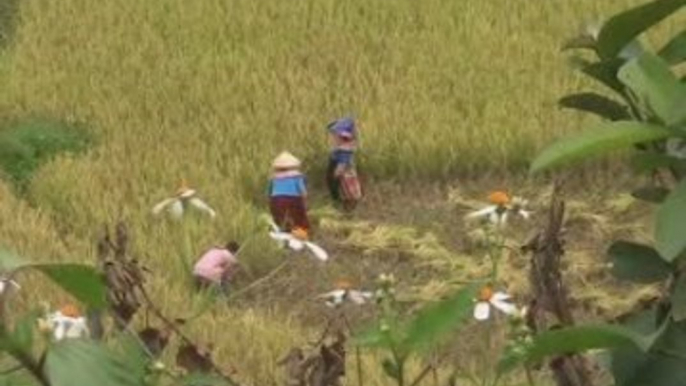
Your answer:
[326,117,356,138]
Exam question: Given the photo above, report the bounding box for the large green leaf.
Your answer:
[655,179,686,261]
[631,152,686,175]
[618,52,686,125]
[609,241,673,283]
[10,310,41,355]
[353,324,395,349]
[44,340,145,386]
[574,58,626,94]
[614,321,686,386]
[597,0,686,59]
[672,276,686,321]
[32,264,107,309]
[631,186,671,203]
[612,349,686,386]
[0,249,28,272]
[558,92,630,121]
[0,250,107,308]
[530,122,673,173]
[401,284,478,353]
[658,30,686,65]
[498,325,646,375]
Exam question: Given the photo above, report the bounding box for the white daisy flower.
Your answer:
[267,221,329,262]
[152,180,216,219]
[319,281,373,307]
[0,277,20,295]
[38,305,90,341]
[465,191,531,227]
[473,286,518,321]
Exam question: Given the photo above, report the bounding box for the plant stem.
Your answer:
[525,367,537,386]
[181,222,193,285]
[9,348,50,386]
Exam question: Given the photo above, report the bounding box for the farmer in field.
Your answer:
[192,241,240,295]
[326,117,362,210]
[268,151,311,233]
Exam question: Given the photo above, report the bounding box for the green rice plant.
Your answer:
[0,117,93,193]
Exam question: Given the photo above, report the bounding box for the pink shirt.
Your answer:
[193,248,238,283]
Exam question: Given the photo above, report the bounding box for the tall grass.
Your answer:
[0,0,684,383]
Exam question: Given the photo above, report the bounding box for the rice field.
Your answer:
[0,0,683,384]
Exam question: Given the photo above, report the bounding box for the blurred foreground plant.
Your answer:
[499,1,686,385]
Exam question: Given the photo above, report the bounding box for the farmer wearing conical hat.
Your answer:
[268,151,310,232]
[326,117,362,210]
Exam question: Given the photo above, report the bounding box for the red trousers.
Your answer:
[269,196,310,232]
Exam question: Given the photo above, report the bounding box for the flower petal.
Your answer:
[304,241,329,262]
[473,301,491,320]
[269,232,291,242]
[466,206,497,220]
[321,289,346,307]
[288,239,305,251]
[490,296,518,316]
[319,289,347,299]
[151,197,175,215]
[189,198,217,218]
[491,291,511,302]
[348,290,372,304]
[499,211,508,226]
[168,200,184,219]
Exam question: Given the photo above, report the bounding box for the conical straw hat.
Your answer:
[272,151,301,169]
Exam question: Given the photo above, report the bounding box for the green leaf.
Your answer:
[612,349,686,386]
[530,122,673,173]
[614,321,686,386]
[353,325,395,349]
[631,186,671,203]
[10,310,41,354]
[631,152,686,174]
[32,264,107,309]
[113,334,150,383]
[577,59,626,94]
[618,52,686,125]
[672,276,686,321]
[44,340,145,386]
[597,0,686,59]
[656,179,686,261]
[0,249,29,272]
[0,250,106,308]
[609,241,673,283]
[401,284,478,353]
[561,34,597,52]
[658,30,686,65]
[498,324,646,375]
[558,92,630,121]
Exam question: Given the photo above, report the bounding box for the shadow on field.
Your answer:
[0,0,20,49]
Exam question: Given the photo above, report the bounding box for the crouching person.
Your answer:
[193,241,240,296]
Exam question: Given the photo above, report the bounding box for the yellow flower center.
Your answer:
[176,178,191,196]
[335,279,354,290]
[60,304,81,318]
[488,191,511,206]
[478,286,494,302]
[291,227,309,240]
